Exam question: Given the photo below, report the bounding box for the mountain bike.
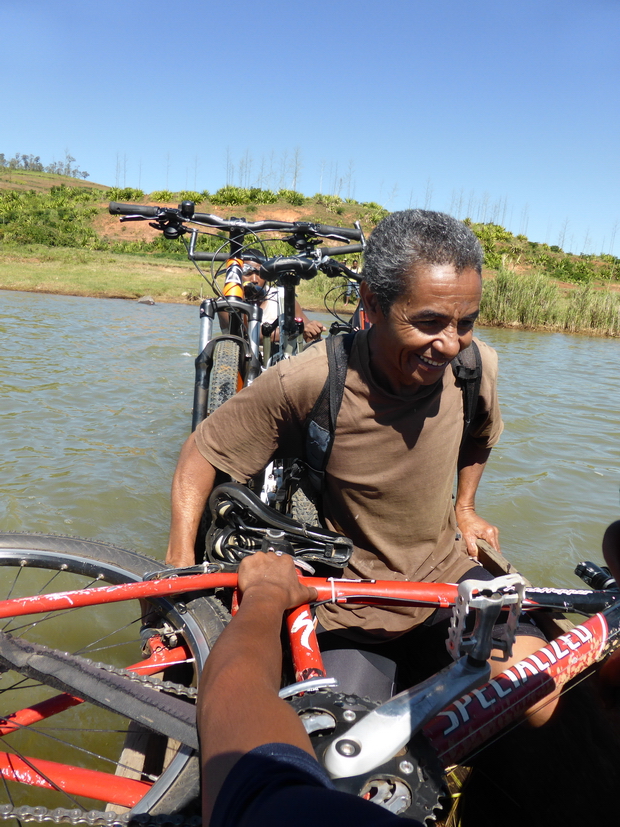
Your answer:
[1,489,619,825]
[109,202,365,524]
[108,202,366,428]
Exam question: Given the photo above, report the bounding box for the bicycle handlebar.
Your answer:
[190,212,363,241]
[259,256,316,281]
[189,245,363,264]
[108,202,364,243]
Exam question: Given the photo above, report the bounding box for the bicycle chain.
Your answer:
[77,655,198,699]
[0,805,201,826]
[0,652,199,826]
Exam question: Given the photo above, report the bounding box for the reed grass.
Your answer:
[563,283,620,336]
[479,268,620,336]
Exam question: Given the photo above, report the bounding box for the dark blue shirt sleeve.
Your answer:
[210,743,422,827]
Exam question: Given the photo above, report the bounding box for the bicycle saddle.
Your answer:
[205,482,353,570]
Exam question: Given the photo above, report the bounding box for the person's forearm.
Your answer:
[198,590,314,821]
[455,443,491,512]
[199,590,314,749]
[201,593,285,698]
[455,443,500,553]
[166,433,217,567]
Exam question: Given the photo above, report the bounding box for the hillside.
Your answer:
[1,170,619,336]
[1,170,617,288]
[0,168,103,194]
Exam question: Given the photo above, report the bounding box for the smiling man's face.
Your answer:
[361,264,482,396]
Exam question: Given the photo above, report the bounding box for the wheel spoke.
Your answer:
[0,534,228,819]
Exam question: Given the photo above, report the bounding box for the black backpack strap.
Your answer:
[451,340,482,444]
[304,333,355,492]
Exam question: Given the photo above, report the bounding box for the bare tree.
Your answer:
[291,146,302,191]
[558,218,570,250]
[519,204,529,237]
[582,228,591,254]
[609,220,618,256]
[344,159,355,200]
[225,147,234,187]
[318,159,326,194]
[423,178,433,209]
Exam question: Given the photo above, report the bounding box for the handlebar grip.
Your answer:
[314,223,363,241]
[109,202,160,217]
[319,244,365,257]
[190,251,231,262]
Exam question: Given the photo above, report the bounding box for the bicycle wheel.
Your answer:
[206,340,242,417]
[0,533,229,825]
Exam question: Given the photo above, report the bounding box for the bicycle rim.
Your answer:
[0,533,229,824]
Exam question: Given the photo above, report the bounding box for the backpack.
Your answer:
[302,333,483,496]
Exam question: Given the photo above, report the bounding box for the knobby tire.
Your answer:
[206,340,242,418]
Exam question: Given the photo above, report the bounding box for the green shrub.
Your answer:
[149,190,175,202]
[0,187,104,249]
[315,194,343,210]
[107,187,145,202]
[548,257,597,284]
[210,186,249,206]
[179,190,204,203]
[278,189,305,206]
[255,189,278,204]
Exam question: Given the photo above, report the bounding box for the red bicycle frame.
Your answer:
[0,571,619,806]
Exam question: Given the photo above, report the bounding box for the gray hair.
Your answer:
[362,210,483,314]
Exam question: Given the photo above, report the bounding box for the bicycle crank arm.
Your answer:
[323,654,489,779]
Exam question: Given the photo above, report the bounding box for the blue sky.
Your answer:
[2,0,619,255]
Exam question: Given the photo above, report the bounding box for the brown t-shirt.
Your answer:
[195,330,503,638]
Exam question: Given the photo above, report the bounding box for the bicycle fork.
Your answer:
[192,295,263,430]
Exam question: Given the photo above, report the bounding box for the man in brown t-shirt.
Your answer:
[167,209,558,724]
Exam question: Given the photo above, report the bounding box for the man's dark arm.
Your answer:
[166,432,218,568]
[197,553,317,822]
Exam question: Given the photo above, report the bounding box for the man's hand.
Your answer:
[238,552,318,611]
[302,318,327,342]
[455,505,500,557]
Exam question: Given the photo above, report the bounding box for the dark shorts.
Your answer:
[211,743,414,827]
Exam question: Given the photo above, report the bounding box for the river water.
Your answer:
[1,290,619,589]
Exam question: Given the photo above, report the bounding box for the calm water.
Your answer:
[1,290,619,588]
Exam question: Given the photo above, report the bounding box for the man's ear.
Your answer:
[359,282,385,324]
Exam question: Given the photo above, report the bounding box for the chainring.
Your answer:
[288,688,449,823]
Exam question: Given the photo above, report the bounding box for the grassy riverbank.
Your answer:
[1,172,619,336]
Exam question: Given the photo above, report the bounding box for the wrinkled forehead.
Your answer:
[398,263,482,304]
